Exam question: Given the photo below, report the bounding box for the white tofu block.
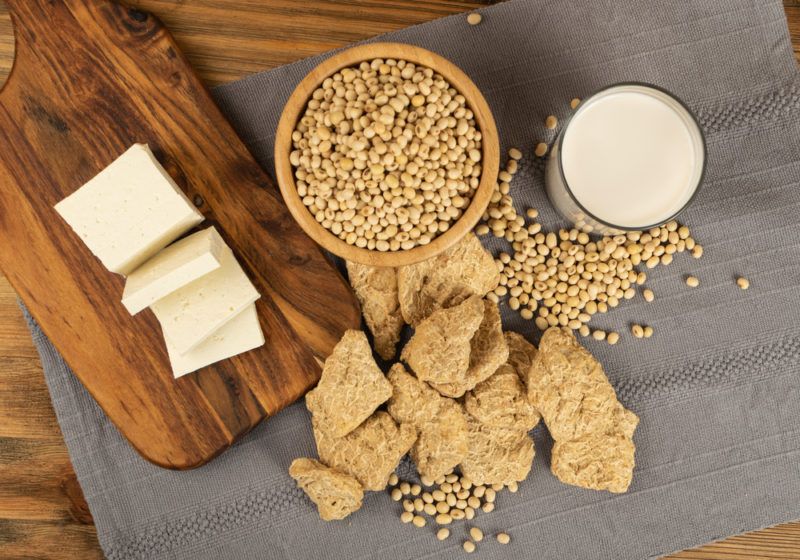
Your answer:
[167,303,265,378]
[122,227,226,315]
[55,144,204,275]
[151,244,260,354]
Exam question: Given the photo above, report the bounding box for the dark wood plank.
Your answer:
[127,0,494,86]
[0,520,103,560]
[0,1,799,559]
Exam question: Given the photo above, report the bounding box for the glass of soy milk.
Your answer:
[545,83,706,235]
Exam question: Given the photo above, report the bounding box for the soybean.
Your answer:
[467,12,482,25]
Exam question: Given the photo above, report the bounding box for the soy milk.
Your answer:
[545,84,704,233]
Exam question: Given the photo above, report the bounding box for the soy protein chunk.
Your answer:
[464,365,540,431]
[305,330,393,438]
[401,295,484,389]
[527,327,639,493]
[550,431,636,493]
[459,417,535,486]
[527,327,636,441]
[503,331,538,388]
[345,262,405,360]
[314,411,416,491]
[428,299,508,398]
[398,234,499,325]
[386,364,470,479]
[289,458,364,521]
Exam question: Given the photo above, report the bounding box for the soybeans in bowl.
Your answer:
[275,43,499,267]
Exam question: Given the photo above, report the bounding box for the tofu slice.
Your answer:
[150,245,260,354]
[167,303,264,378]
[55,144,204,275]
[122,227,226,315]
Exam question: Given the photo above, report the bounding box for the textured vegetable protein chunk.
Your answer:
[551,432,636,493]
[411,413,469,481]
[527,327,632,441]
[503,331,538,388]
[314,411,417,491]
[464,366,540,431]
[386,364,469,479]
[466,300,508,388]
[397,234,499,326]
[401,295,484,388]
[289,458,364,521]
[459,416,535,486]
[306,330,393,438]
[345,262,405,360]
[429,299,508,398]
[527,327,639,493]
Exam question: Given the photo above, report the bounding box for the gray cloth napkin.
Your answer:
[25,0,800,558]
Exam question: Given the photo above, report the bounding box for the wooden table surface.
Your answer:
[1,1,799,559]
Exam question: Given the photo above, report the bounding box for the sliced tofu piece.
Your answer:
[122,227,226,315]
[54,144,204,275]
[167,303,264,378]
[150,245,260,354]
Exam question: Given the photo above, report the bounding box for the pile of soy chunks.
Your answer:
[290,234,638,521]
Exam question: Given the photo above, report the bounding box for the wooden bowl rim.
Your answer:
[274,42,499,267]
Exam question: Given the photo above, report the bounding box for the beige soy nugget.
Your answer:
[314,412,416,491]
[459,417,535,486]
[551,432,636,493]
[306,330,392,438]
[429,299,508,398]
[412,412,469,481]
[504,331,538,388]
[528,327,639,493]
[528,327,633,441]
[401,295,484,388]
[398,234,499,325]
[345,262,404,360]
[464,366,540,432]
[467,300,508,386]
[387,364,469,479]
[289,458,364,521]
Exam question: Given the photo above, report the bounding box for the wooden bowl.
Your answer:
[275,42,499,267]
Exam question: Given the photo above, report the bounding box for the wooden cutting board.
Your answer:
[0,0,361,469]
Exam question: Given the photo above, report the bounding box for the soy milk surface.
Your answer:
[560,86,703,228]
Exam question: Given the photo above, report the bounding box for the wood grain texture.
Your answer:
[127,0,497,87]
[275,42,500,267]
[0,0,360,470]
[0,1,798,559]
[0,3,12,88]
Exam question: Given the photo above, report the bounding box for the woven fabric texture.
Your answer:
[24,0,800,558]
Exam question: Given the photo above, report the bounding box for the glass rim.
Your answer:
[555,81,708,232]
